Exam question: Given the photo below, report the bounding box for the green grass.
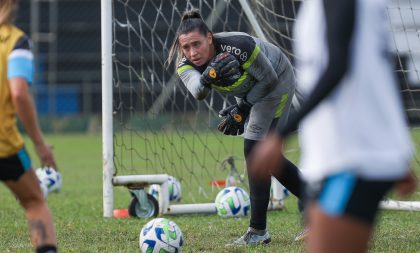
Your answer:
[1,133,420,252]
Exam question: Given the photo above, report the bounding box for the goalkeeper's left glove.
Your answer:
[217,100,252,136]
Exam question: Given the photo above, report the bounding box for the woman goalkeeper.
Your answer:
[168,9,305,246]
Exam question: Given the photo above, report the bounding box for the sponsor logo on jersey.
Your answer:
[239,52,248,62]
[178,57,187,68]
[220,44,248,62]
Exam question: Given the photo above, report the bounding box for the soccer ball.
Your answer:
[139,218,183,253]
[148,176,182,202]
[38,179,48,199]
[268,184,290,209]
[215,186,250,217]
[35,167,62,194]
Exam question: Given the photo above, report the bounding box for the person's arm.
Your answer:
[7,35,56,168]
[9,78,56,168]
[177,63,210,100]
[278,0,356,137]
[9,78,43,144]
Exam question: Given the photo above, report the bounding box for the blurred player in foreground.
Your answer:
[0,1,58,252]
[250,0,417,252]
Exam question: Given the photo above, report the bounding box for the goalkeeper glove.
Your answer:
[218,100,252,136]
[200,52,241,88]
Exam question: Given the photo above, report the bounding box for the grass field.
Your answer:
[1,133,420,252]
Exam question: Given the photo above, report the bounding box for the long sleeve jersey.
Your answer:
[176,32,295,105]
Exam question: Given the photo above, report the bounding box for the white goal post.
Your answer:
[101,0,114,218]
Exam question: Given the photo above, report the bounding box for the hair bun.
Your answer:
[181,10,202,21]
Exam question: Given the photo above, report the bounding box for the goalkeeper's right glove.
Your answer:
[217,100,252,136]
[200,52,241,88]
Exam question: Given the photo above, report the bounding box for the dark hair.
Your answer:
[166,9,212,68]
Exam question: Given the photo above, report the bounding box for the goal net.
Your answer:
[102,0,420,217]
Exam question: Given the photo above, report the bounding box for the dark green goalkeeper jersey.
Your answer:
[177,32,296,106]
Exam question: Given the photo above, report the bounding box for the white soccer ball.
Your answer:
[38,179,48,199]
[139,218,183,253]
[268,184,290,209]
[35,167,62,194]
[215,186,251,218]
[148,176,182,202]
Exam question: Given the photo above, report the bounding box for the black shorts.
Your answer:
[0,148,32,181]
[305,171,395,224]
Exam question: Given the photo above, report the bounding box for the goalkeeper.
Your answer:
[168,9,305,246]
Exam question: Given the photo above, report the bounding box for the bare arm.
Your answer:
[9,77,57,168]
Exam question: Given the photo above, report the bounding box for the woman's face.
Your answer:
[179,30,214,67]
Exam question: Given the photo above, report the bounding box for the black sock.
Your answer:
[248,178,271,230]
[244,138,305,230]
[36,245,57,253]
[244,139,270,230]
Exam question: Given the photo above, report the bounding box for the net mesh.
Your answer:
[111,0,420,206]
[112,0,257,203]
